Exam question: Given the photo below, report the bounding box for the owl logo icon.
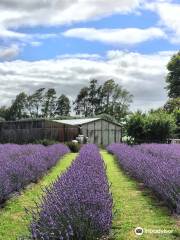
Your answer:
[135,227,144,235]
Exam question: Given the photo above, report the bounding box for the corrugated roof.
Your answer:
[53,118,100,126]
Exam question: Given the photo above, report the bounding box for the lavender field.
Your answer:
[28,144,112,240]
[0,144,69,204]
[0,143,179,239]
[107,143,180,214]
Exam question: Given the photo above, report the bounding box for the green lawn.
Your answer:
[0,153,77,240]
[101,150,180,240]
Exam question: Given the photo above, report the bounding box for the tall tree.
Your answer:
[56,94,71,116]
[88,79,99,115]
[101,80,132,120]
[7,92,27,120]
[166,51,180,98]
[33,88,45,117]
[74,79,132,121]
[101,79,116,111]
[112,85,133,121]
[0,106,9,121]
[74,87,90,116]
[26,88,45,118]
[42,88,57,118]
[26,94,35,118]
[164,97,180,113]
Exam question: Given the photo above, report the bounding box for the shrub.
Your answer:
[65,141,81,152]
[107,143,180,214]
[126,111,176,143]
[28,144,113,239]
[0,144,69,204]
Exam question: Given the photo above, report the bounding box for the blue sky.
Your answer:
[0,0,179,110]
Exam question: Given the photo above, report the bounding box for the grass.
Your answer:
[101,150,180,240]
[0,153,77,240]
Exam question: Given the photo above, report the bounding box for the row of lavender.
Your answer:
[27,144,113,240]
[0,144,69,204]
[107,143,180,214]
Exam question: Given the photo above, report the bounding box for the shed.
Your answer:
[0,118,122,145]
[53,118,122,145]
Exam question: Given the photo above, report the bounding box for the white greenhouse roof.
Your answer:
[53,118,100,126]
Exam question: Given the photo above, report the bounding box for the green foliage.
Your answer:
[1,79,132,122]
[73,87,90,117]
[164,98,180,138]
[74,79,132,121]
[6,92,28,120]
[173,109,180,138]
[0,106,9,121]
[164,97,180,113]
[126,112,146,143]
[126,111,176,143]
[2,88,71,120]
[166,51,180,98]
[42,88,57,118]
[56,94,71,116]
[65,142,81,152]
[26,88,45,118]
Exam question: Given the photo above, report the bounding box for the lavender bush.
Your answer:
[28,144,112,240]
[136,143,180,161]
[107,143,180,214]
[0,144,69,204]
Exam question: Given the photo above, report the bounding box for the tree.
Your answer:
[126,111,146,143]
[7,92,28,120]
[42,88,57,118]
[164,97,180,113]
[173,109,180,138]
[100,80,132,121]
[101,79,116,111]
[33,88,45,117]
[126,110,176,143]
[164,98,180,138]
[166,51,180,98]
[0,106,9,120]
[74,87,90,116]
[56,94,71,116]
[111,85,133,121]
[74,79,132,121]
[25,88,45,118]
[88,79,100,115]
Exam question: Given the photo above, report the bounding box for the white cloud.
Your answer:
[0,26,27,39]
[57,53,101,60]
[145,1,180,43]
[0,44,20,60]
[0,0,143,39]
[63,27,166,45]
[0,50,174,111]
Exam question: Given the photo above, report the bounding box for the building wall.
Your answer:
[0,120,46,143]
[0,120,79,143]
[0,119,121,145]
[81,119,121,145]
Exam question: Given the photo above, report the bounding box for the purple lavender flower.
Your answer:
[29,144,113,240]
[0,144,69,204]
[107,143,180,214]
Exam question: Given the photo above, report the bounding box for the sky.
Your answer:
[0,0,180,111]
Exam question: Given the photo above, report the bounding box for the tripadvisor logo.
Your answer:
[135,227,144,236]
